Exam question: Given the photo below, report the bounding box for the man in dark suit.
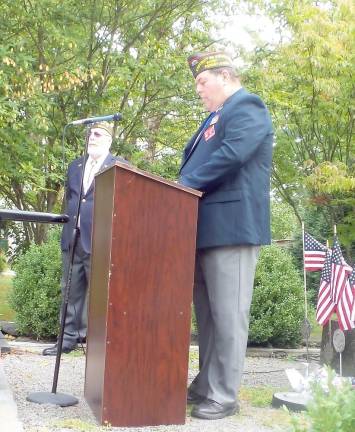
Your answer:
[43,122,126,356]
[179,51,273,419]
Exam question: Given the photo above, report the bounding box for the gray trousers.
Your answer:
[60,236,90,347]
[190,245,260,405]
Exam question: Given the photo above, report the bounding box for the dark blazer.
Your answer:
[61,153,126,253]
[179,88,273,249]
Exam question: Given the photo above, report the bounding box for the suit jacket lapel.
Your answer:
[74,157,86,196]
[183,124,205,160]
[180,113,214,173]
[179,89,247,173]
[100,153,115,171]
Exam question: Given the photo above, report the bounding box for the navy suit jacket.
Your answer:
[61,153,126,253]
[179,88,273,249]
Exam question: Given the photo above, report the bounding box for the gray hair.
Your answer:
[209,67,240,82]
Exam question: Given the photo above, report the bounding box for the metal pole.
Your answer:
[301,222,309,366]
[27,124,91,406]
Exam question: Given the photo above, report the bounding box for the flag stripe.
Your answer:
[316,248,334,326]
[330,237,354,330]
[303,232,328,273]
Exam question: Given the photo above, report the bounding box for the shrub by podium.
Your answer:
[9,229,62,338]
[249,244,304,347]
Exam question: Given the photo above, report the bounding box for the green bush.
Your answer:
[291,370,355,432]
[9,228,62,338]
[249,244,304,347]
[0,251,6,272]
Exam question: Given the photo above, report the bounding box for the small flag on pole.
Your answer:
[336,269,355,331]
[316,249,335,326]
[330,236,352,304]
[303,232,328,272]
[349,270,355,325]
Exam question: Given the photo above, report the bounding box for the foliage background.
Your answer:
[10,232,303,344]
[1,0,354,339]
[0,0,214,250]
[1,0,353,259]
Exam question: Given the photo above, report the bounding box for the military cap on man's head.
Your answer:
[91,121,114,137]
[188,51,234,78]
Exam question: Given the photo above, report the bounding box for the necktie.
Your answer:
[84,159,97,193]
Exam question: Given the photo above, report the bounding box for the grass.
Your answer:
[52,419,97,431]
[0,273,15,321]
[258,406,295,429]
[67,348,86,357]
[52,418,121,431]
[240,385,281,408]
[188,347,199,371]
[239,386,294,430]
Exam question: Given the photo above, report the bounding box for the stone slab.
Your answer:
[0,359,24,432]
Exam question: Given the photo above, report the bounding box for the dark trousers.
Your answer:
[60,235,90,347]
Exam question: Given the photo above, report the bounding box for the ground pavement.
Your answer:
[0,340,320,432]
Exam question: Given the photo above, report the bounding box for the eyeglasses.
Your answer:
[90,130,110,138]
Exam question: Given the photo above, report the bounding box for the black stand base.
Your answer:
[27,392,79,407]
[272,392,308,411]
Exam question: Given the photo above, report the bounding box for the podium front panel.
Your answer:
[85,165,199,427]
[84,168,115,418]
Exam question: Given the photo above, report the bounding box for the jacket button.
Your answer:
[82,198,86,202]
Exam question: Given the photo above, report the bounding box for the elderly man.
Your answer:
[43,122,126,356]
[179,52,273,419]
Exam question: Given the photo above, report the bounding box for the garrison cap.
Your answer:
[188,51,234,78]
[90,121,113,137]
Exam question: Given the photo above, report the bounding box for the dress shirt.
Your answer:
[83,152,108,194]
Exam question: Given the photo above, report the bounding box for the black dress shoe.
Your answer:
[42,343,76,356]
[191,398,239,420]
[187,390,205,405]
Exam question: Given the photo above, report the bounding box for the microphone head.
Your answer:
[113,113,123,121]
[68,112,123,126]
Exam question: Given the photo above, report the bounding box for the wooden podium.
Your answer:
[84,162,201,427]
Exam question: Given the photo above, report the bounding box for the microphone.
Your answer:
[69,112,122,126]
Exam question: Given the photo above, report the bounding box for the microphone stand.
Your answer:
[27,125,91,406]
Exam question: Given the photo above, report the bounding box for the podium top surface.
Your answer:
[97,161,203,198]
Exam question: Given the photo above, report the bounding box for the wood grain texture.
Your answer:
[85,164,199,427]
[84,168,115,420]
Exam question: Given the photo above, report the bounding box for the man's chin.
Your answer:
[201,101,214,112]
[88,150,102,159]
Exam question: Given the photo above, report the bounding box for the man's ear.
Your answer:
[220,69,230,84]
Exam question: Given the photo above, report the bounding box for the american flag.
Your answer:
[349,270,355,324]
[316,249,335,326]
[330,236,352,304]
[303,232,328,271]
[336,268,355,331]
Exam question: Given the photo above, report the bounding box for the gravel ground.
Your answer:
[2,346,313,432]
